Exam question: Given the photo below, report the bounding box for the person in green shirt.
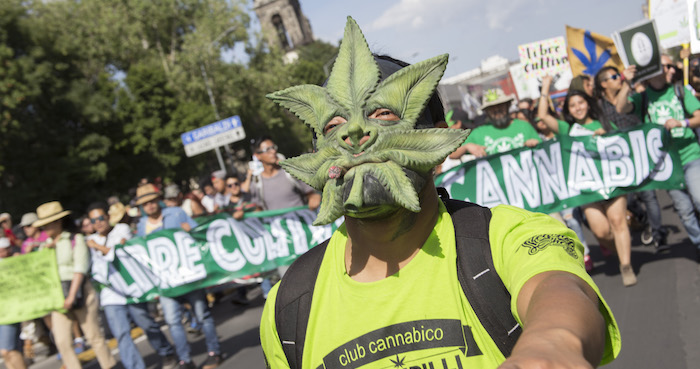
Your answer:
[537,74,635,286]
[449,88,540,159]
[259,17,619,369]
[616,54,700,260]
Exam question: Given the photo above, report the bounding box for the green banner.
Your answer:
[0,249,64,325]
[97,208,339,304]
[435,125,685,214]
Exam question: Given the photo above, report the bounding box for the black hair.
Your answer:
[251,135,273,153]
[593,66,620,100]
[224,174,241,182]
[373,54,445,127]
[86,201,109,215]
[562,89,613,132]
[199,177,213,189]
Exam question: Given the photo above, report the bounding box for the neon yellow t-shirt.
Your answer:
[260,203,621,369]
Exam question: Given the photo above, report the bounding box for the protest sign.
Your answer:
[566,25,625,77]
[0,249,64,325]
[688,0,700,53]
[613,20,663,83]
[509,63,572,100]
[649,0,690,49]
[518,36,570,80]
[436,125,684,214]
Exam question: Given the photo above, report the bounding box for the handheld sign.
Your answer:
[181,115,245,157]
[612,19,663,83]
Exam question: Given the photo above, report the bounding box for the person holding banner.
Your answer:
[85,202,178,369]
[451,88,541,158]
[594,66,667,250]
[33,201,116,369]
[538,75,636,287]
[133,184,222,369]
[0,237,27,369]
[616,54,700,260]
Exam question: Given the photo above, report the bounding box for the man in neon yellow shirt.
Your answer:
[260,17,620,369]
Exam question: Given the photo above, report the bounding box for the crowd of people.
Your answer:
[0,136,320,369]
[1,32,699,369]
[439,52,700,288]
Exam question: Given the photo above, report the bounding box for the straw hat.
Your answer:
[133,183,161,206]
[33,201,72,228]
[108,202,127,226]
[481,88,514,109]
[19,213,38,227]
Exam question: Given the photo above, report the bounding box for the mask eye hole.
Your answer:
[324,116,347,135]
[368,108,399,122]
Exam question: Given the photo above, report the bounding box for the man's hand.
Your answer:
[465,143,487,157]
[592,128,606,136]
[498,328,594,369]
[86,239,98,249]
[664,118,684,130]
[308,193,321,211]
[524,139,539,148]
[622,65,636,81]
[63,296,74,310]
[232,209,245,220]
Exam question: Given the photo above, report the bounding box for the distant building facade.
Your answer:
[253,0,313,51]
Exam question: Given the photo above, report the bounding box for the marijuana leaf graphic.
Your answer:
[571,30,611,76]
[390,354,406,368]
[267,16,468,225]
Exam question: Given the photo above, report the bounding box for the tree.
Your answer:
[0,0,337,218]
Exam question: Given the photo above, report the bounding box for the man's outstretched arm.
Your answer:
[499,271,606,369]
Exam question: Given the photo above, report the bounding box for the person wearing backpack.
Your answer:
[616,54,700,260]
[259,17,620,369]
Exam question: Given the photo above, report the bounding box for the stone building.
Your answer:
[253,0,313,51]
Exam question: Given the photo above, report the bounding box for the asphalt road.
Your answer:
[8,191,700,369]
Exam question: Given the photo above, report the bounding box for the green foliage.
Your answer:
[0,0,337,217]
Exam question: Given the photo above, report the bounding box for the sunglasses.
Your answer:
[604,74,621,81]
[227,182,240,187]
[89,215,106,224]
[256,144,278,154]
[663,64,675,70]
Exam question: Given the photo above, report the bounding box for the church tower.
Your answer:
[253,0,314,51]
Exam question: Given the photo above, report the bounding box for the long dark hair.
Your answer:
[562,89,614,132]
[594,66,619,100]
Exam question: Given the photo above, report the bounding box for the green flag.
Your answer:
[436,125,684,214]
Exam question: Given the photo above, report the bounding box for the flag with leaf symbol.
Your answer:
[566,25,624,77]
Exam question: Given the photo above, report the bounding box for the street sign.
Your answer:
[181,115,246,157]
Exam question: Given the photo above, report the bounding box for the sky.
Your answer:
[287,0,648,79]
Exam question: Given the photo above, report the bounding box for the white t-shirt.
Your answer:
[88,224,132,306]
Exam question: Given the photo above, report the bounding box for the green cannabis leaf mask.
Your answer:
[267,17,470,225]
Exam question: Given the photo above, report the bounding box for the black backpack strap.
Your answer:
[438,189,522,357]
[641,90,650,123]
[274,239,329,369]
[674,82,690,118]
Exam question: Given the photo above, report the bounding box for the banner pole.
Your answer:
[682,43,690,87]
